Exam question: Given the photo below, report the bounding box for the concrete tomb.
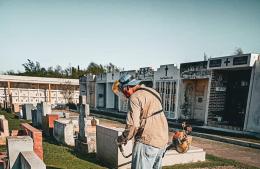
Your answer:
[75,102,97,153]
[20,151,46,169]
[207,54,259,130]
[6,136,46,169]
[42,114,59,136]
[53,119,75,146]
[96,125,206,169]
[154,64,180,119]
[179,61,211,123]
[22,104,35,120]
[96,125,132,169]
[0,115,9,145]
[31,102,52,128]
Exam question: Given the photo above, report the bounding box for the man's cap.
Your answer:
[118,74,141,90]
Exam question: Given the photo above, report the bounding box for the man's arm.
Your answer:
[117,96,141,144]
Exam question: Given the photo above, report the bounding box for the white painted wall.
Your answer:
[106,83,115,109]
[96,83,106,108]
[244,60,260,133]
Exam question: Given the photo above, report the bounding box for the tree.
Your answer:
[4,70,16,75]
[60,80,75,104]
[86,62,106,75]
[105,62,120,73]
[234,48,243,55]
[3,59,120,79]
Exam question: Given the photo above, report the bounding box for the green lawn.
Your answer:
[0,109,259,169]
[43,136,106,169]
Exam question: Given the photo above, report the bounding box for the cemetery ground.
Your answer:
[0,110,259,169]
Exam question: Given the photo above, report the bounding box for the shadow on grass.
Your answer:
[47,167,62,169]
[43,136,108,168]
[67,148,109,168]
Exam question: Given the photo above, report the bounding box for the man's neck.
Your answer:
[132,85,142,93]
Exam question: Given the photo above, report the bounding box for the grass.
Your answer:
[0,109,259,169]
[43,136,106,169]
[164,154,259,169]
[0,108,31,131]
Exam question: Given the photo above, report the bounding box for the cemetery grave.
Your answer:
[0,108,259,169]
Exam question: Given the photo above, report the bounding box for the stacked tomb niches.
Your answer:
[154,64,180,119]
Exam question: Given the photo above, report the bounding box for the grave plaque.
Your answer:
[209,59,222,68]
[233,56,248,65]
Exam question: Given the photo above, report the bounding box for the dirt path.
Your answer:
[192,137,260,168]
[99,118,260,168]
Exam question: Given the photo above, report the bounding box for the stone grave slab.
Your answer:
[162,146,206,166]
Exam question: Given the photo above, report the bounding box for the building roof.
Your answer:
[0,75,79,85]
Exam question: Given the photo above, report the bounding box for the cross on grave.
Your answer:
[165,66,169,76]
[224,58,230,66]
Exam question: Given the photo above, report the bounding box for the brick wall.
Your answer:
[20,123,43,160]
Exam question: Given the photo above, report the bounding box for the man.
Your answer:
[112,74,169,169]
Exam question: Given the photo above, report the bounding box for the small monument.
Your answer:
[75,95,96,153]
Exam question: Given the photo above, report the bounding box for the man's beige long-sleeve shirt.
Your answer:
[121,85,169,149]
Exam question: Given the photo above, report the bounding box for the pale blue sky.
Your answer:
[0,0,260,72]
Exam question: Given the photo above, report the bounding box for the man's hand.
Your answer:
[117,135,127,145]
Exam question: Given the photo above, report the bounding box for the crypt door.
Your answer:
[193,80,208,122]
[224,69,251,127]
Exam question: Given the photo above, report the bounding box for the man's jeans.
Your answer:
[131,142,165,169]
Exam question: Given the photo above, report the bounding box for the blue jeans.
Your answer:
[131,142,165,169]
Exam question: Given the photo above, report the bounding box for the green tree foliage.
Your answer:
[3,59,120,79]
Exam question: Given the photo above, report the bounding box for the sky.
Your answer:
[0,0,260,73]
